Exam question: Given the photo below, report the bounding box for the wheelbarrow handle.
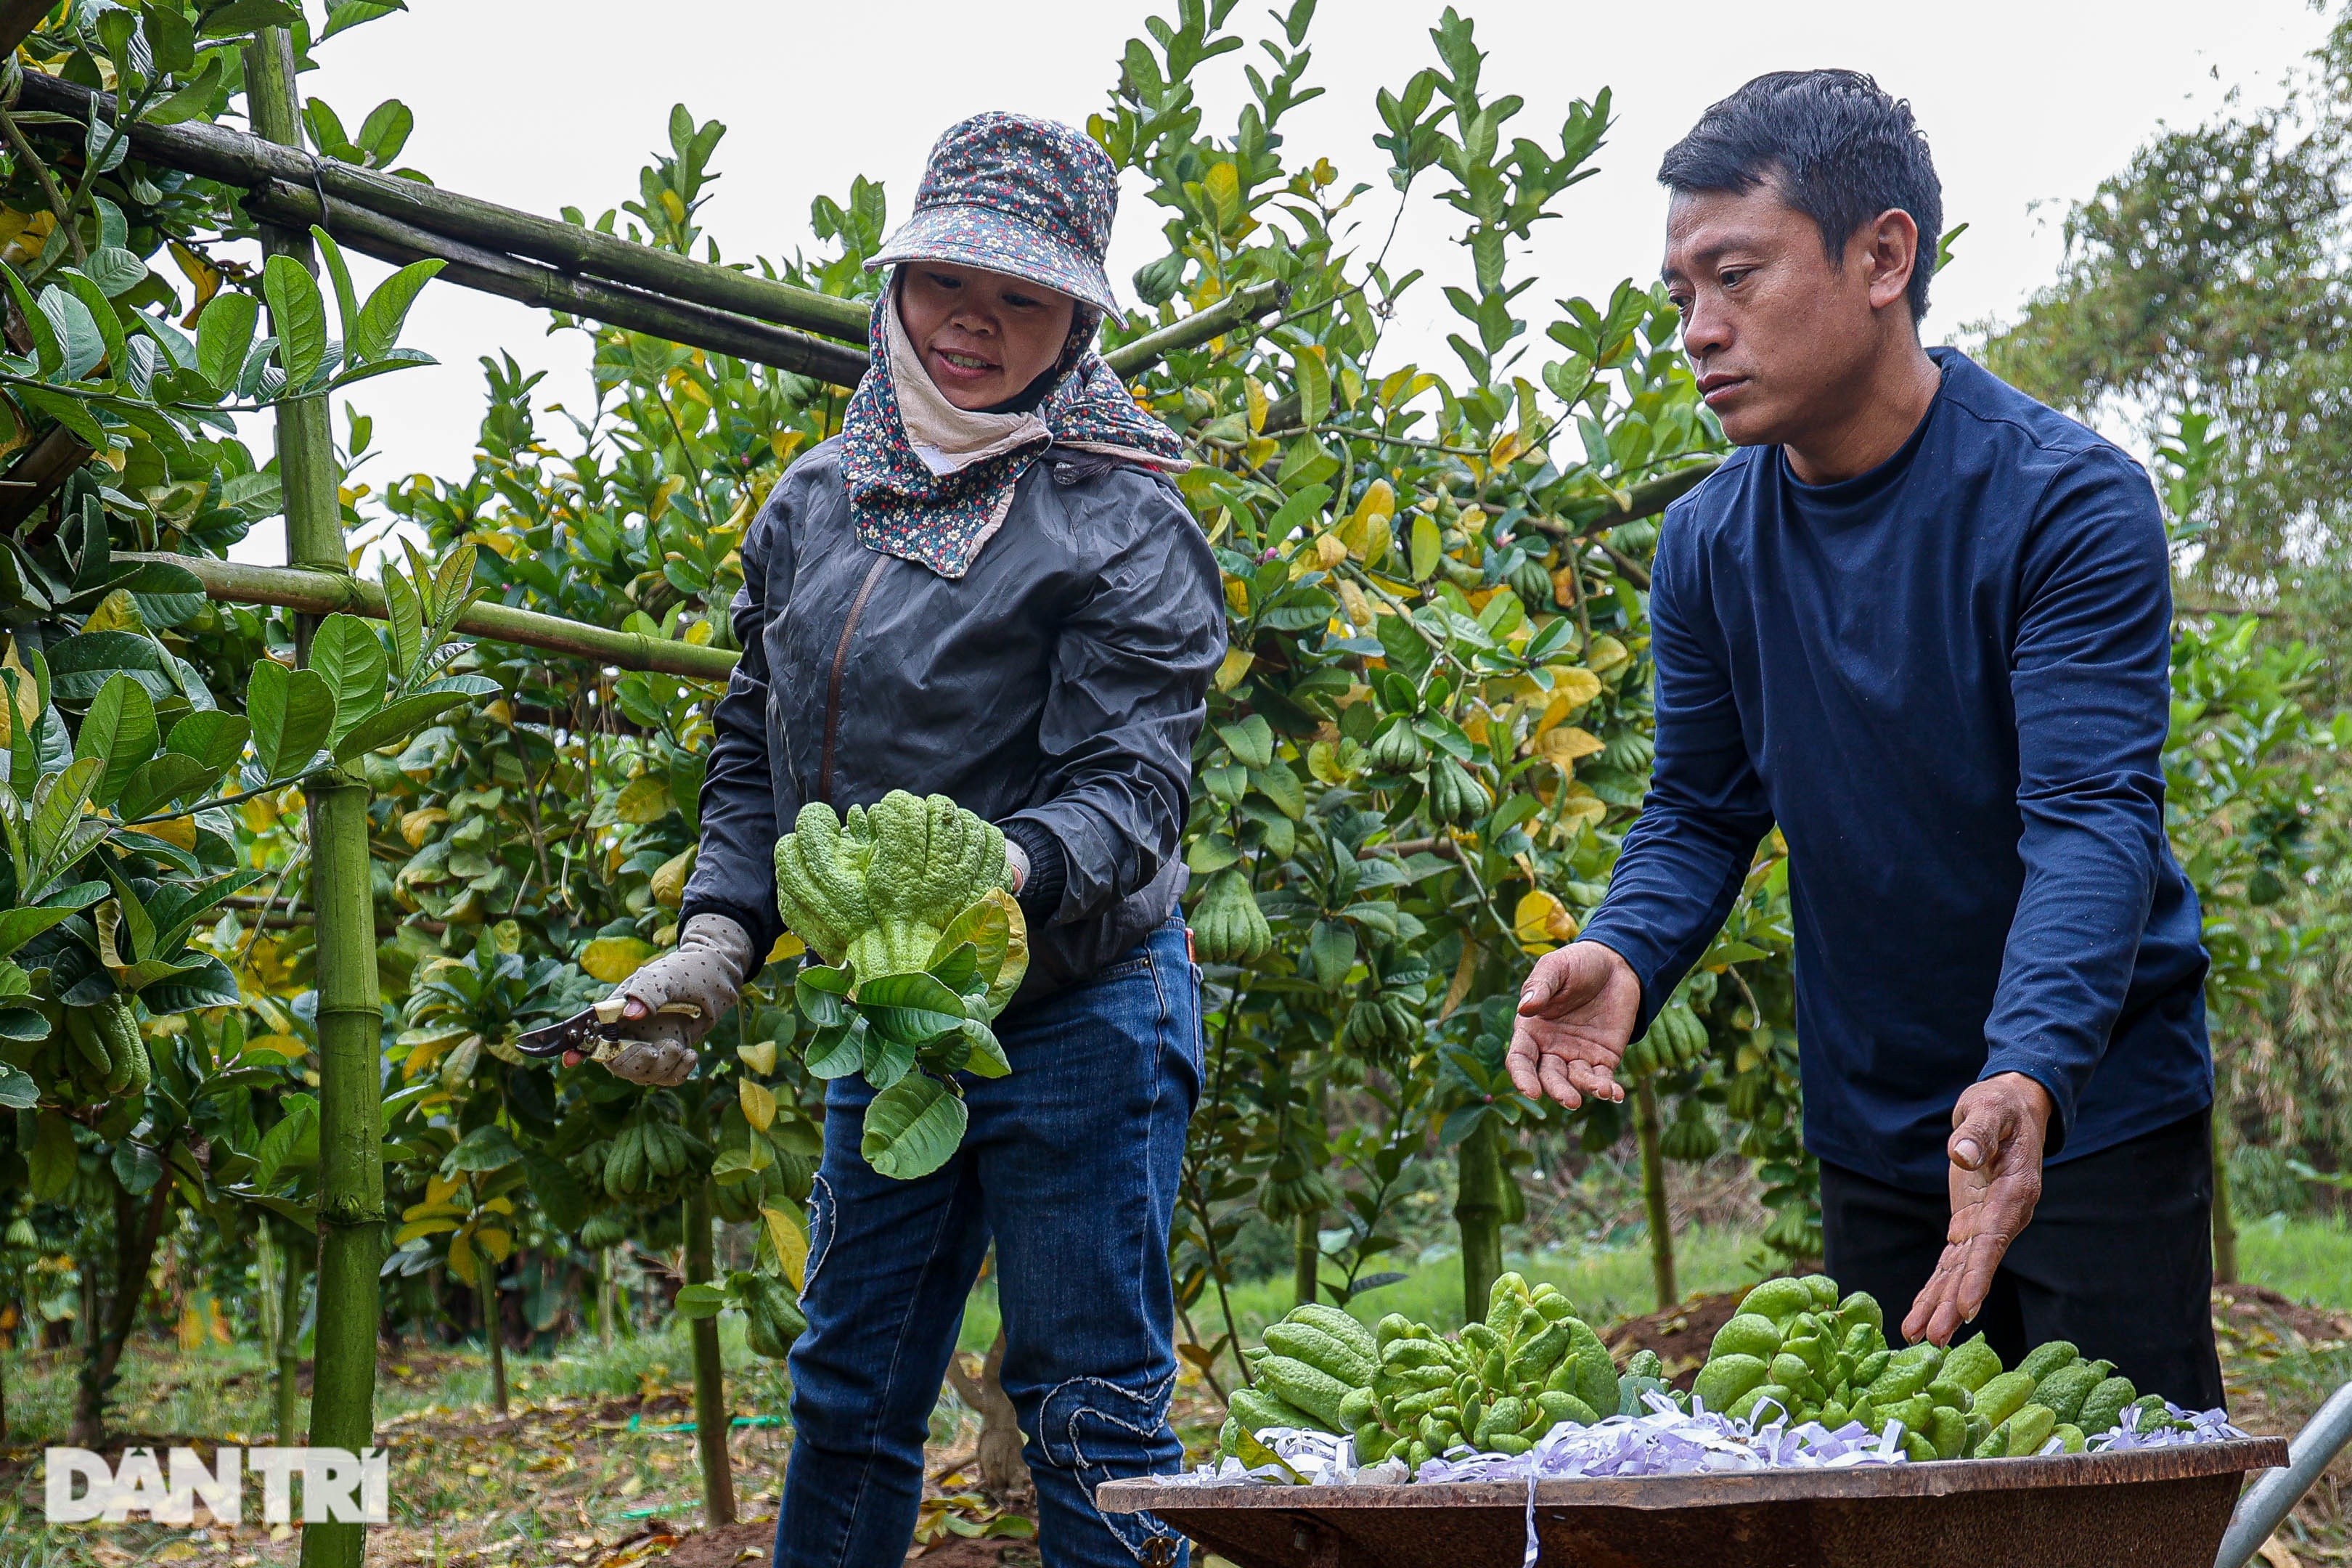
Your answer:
[2215,1377,2352,1568]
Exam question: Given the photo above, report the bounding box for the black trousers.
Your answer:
[1818,1107,2225,1411]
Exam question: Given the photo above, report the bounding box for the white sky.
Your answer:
[234,0,2336,559]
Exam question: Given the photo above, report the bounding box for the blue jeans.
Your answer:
[774,918,1202,1568]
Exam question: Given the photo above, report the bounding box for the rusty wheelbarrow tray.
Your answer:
[1098,1435,2289,1568]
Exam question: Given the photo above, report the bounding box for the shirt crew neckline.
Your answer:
[1774,351,1953,508]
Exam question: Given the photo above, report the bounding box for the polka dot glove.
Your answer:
[600,914,755,1087]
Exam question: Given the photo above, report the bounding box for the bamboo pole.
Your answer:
[1453,1116,1508,1326]
[118,552,742,681]
[14,70,1282,385]
[240,178,872,385]
[682,1180,737,1526]
[246,31,383,1568]
[1634,1080,1677,1310]
[13,70,867,346]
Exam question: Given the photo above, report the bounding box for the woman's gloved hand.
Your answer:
[587,913,755,1086]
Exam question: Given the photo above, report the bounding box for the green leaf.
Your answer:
[1216,714,1275,769]
[262,254,328,387]
[1250,762,1306,820]
[0,1060,37,1108]
[73,672,159,807]
[330,690,471,761]
[382,563,424,678]
[794,963,851,1026]
[195,293,260,393]
[1292,346,1331,428]
[30,755,102,867]
[143,53,225,126]
[0,902,83,959]
[351,258,444,362]
[40,287,106,379]
[309,612,388,743]
[46,632,170,704]
[165,709,251,771]
[320,1,406,42]
[855,971,965,1016]
[671,1282,728,1320]
[307,227,362,356]
[29,1111,75,1200]
[860,1074,968,1180]
[197,0,303,38]
[0,262,60,375]
[52,270,126,378]
[958,1021,1010,1079]
[248,658,335,777]
[801,1019,862,1079]
[355,99,416,166]
[447,1123,522,1172]
[139,955,240,1013]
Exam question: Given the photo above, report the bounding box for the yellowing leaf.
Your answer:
[1307,740,1350,785]
[613,774,673,824]
[739,1076,776,1132]
[123,817,197,850]
[1411,515,1442,583]
[400,807,448,847]
[1585,634,1630,674]
[580,936,656,984]
[1514,889,1579,950]
[446,1229,478,1286]
[1490,427,1533,467]
[244,1033,309,1058]
[1214,648,1254,693]
[81,589,143,634]
[1336,579,1374,628]
[769,428,806,462]
[765,931,805,964]
[1313,533,1347,569]
[1202,161,1241,226]
[425,1172,465,1206]
[1538,725,1605,766]
[761,1205,809,1292]
[1223,573,1250,616]
[650,846,695,909]
[475,1226,513,1264]
[1244,376,1269,433]
[1547,666,1604,712]
[737,1040,777,1075]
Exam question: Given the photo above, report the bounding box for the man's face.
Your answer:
[1661,181,1910,449]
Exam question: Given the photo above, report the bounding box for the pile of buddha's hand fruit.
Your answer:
[1217,1271,2194,1471]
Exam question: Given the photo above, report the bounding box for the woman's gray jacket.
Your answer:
[679,437,1225,1000]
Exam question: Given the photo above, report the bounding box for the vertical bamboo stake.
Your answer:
[597,1248,616,1349]
[1292,1212,1320,1310]
[1454,1117,1508,1325]
[476,1266,509,1415]
[246,28,383,1568]
[1634,1081,1677,1310]
[683,1180,738,1524]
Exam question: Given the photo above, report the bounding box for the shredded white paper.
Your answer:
[1161,1392,2247,1490]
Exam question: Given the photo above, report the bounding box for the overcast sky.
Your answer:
[234,0,2337,558]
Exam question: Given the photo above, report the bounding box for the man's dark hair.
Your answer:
[1658,70,1943,322]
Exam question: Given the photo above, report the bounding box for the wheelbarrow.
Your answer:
[1101,1425,2326,1568]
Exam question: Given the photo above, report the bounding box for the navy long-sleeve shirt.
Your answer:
[1580,350,2211,1191]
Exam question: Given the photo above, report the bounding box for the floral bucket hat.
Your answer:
[868,111,1122,317]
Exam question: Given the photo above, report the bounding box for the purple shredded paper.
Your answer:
[1161,1393,2246,1491]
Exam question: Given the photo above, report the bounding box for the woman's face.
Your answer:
[897,263,1078,410]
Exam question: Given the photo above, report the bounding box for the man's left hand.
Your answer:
[1901,1071,2055,1347]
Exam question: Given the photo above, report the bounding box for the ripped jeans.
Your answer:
[775,917,1202,1568]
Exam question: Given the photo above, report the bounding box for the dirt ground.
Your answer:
[4,1286,2344,1567]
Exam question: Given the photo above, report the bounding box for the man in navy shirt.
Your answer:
[1508,70,2222,1406]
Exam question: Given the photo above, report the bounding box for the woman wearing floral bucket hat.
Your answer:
[586,113,1223,1565]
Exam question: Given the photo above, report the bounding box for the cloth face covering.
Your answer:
[838,279,1189,580]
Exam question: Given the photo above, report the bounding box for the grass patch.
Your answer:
[2236,1212,2352,1311]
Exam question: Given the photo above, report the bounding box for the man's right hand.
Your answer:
[1507,940,1642,1108]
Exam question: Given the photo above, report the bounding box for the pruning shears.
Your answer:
[513,998,704,1063]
